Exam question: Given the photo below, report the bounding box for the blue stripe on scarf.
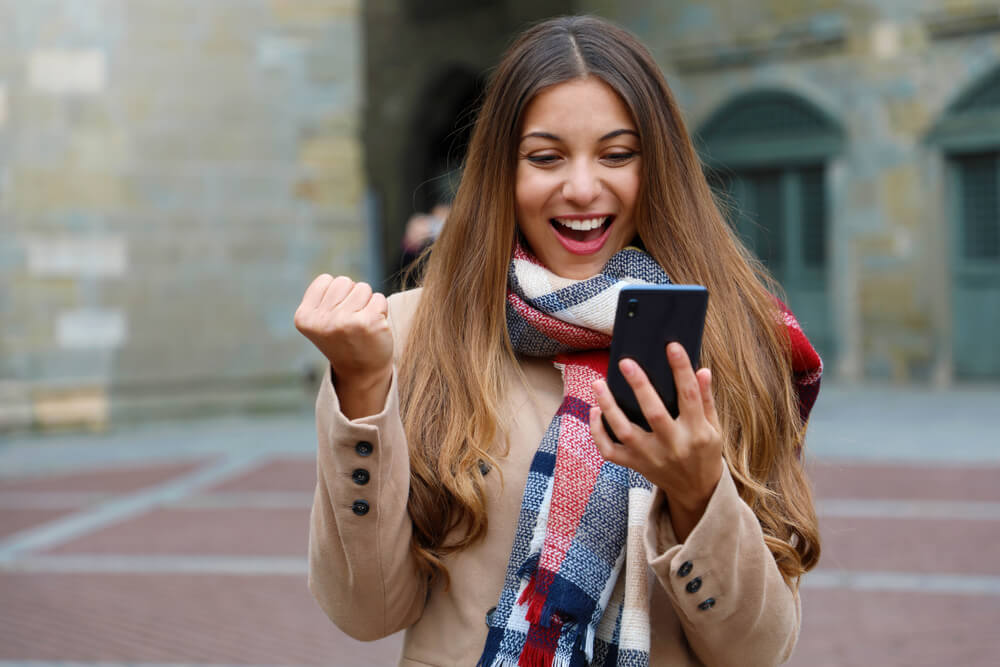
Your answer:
[529,450,556,476]
[556,394,592,423]
[606,247,671,284]
[528,274,619,314]
[478,626,527,667]
[568,465,632,567]
[506,305,570,358]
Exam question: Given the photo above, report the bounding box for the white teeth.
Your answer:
[554,216,608,231]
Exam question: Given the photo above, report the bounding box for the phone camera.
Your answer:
[626,298,638,318]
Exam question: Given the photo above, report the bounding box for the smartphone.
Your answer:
[602,285,709,442]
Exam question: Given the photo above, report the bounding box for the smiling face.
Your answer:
[515,77,641,280]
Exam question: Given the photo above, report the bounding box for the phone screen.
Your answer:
[603,285,709,441]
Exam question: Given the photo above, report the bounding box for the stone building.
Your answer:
[0,0,369,429]
[1,0,998,430]
[370,0,1000,383]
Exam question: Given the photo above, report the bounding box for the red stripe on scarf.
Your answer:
[508,292,611,350]
[776,299,823,422]
[519,359,606,628]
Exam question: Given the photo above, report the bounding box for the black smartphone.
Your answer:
[602,285,709,442]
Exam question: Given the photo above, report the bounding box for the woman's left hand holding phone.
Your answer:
[294,275,394,420]
[589,343,724,541]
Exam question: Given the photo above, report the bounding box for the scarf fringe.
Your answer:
[477,646,576,667]
[480,658,522,667]
[518,644,555,667]
[518,573,543,624]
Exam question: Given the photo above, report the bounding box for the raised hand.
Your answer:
[589,342,725,541]
[294,274,393,419]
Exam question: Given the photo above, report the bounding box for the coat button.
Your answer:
[685,576,702,594]
[485,605,497,626]
[352,468,370,485]
[355,441,373,457]
[352,500,370,516]
[698,597,716,611]
[677,561,693,577]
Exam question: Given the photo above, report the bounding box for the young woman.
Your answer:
[295,15,822,667]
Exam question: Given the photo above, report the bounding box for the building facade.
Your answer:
[1,0,368,429]
[581,0,1000,383]
[369,0,1000,383]
[2,0,998,431]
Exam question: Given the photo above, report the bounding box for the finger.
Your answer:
[300,274,334,311]
[337,281,374,314]
[589,406,634,468]
[318,275,354,312]
[697,368,721,431]
[364,292,389,325]
[591,379,641,447]
[618,357,675,436]
[667,342,704,420]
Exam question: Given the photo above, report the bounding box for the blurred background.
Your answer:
[1,0,999,665]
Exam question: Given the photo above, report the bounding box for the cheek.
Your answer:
[515,171,550,217]
[514,169,529,214]
[619,168,641,209]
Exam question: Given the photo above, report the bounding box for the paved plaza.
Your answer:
[1,383,999,666]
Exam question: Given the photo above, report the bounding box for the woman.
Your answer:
[295,15,822,667]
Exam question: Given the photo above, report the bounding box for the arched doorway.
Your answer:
[386,66,483,286]
[697,90,845,363]
[405,65,483,215]
[928,65,1000,378]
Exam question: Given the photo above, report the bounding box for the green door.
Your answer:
[950,150,1000,378]
[714,166,833,362]
[697,90,843,366]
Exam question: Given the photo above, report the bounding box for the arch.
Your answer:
[927,63,1000,151]
[405,64,484,213]
[695,89,845,169]
[696,89,843,363]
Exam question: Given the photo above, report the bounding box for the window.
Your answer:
[714,166,828,282]
[699,91,843,360]
[955,151,999,262]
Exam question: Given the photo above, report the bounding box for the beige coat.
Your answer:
[308,288,801,666]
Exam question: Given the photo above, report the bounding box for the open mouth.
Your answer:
[549,215,614,253]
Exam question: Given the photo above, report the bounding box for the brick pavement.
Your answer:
[1,395,999,666]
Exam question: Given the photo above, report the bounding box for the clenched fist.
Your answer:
[294,274,393,419]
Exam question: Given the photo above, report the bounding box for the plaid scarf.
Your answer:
[479,244,821,667]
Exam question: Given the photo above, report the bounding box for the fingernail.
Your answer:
[592,381,603,396]
[620,358,637,376]
[668,343,682,358]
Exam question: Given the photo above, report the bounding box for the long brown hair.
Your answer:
[398,15,820,587]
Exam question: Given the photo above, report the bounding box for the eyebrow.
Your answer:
[520,129,639,142]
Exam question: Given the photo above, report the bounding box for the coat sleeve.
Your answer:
[307,302,427,641]
[644,464,801,666]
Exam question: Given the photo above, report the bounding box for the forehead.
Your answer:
[520,77,636,135]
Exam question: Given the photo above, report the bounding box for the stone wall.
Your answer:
[0,0,366,429]
[581,0,1000,382]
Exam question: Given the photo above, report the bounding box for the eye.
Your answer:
[602,151,638,165]
[525,154,560,165]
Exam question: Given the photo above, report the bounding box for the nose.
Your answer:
[561,160,601,205]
